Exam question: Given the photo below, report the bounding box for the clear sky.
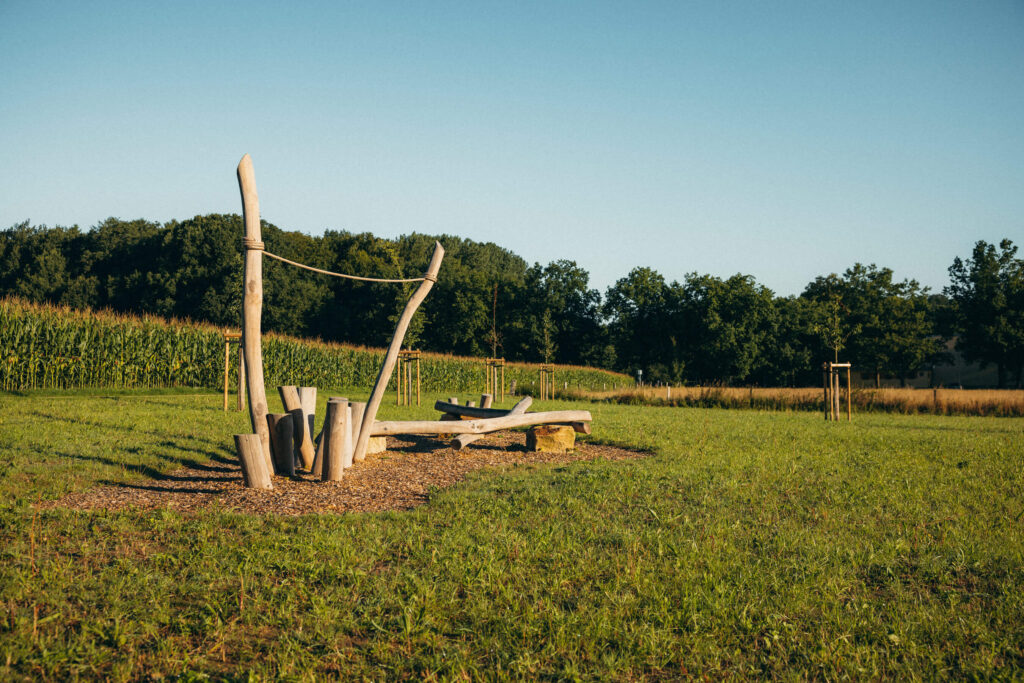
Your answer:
[1,1,1022,296]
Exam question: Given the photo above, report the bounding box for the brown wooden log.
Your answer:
[313,396,345,477]
[352,242,445,463]
[234,434,272,490]
[277,386,301,465]
[266,413,295,476]
[322,399,348,482]
[341,402,354,469]
[237,154,271,466]
[297,387,317,469]
[279,385,316,469]
[350,402,367,463]
[480,394,493,409]
[453,396,532,450]
[373,409,591,436]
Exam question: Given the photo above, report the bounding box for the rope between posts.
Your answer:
[243,238,426,283]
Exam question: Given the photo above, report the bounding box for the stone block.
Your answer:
[526,425,576,452]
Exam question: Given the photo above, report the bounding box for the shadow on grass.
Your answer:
[29,410,233,450]
[55,450,235,483]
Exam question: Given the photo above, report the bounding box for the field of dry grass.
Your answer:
[566,385,1024,417]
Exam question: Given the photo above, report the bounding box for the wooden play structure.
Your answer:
[823,361,852,421]
[232,155,592,488]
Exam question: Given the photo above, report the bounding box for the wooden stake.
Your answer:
[237,154,271,467]
[481,394,493,409]
[223,337,230,411]
[846,367,852,422]
[396,355,403,406]
[353,242,445,463]
[234,434,272,490]
[823,363,830,421]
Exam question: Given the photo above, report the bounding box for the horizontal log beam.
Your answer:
[371,410,592,436]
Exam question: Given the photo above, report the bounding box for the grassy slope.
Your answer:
[0,393,1022,680]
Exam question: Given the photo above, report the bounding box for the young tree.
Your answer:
[945,239,1024,387]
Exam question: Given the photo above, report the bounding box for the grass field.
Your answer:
[1,390,1022,679]
[570,384,1024,418]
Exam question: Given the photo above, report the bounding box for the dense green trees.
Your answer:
[1,217,1018,386]
[946,239,1024,387]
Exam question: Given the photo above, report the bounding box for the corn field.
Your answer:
[0,298,630,393]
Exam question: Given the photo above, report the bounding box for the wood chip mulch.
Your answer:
[44,433,648,516]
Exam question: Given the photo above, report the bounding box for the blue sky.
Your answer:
[1,1,1021,296]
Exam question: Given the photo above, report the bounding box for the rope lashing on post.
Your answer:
[243,237,427,284]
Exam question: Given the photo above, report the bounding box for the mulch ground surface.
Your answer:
[47,433,648,516]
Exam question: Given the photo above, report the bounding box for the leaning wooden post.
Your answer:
[352,242,445,463]
[234,434,272,490]
[237,154,271,466]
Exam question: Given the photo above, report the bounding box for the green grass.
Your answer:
[1,392,1022,680]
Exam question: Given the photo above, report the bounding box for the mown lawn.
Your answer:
[0,390,1022,680]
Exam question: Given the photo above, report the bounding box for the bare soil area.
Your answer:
[45,433,647,516]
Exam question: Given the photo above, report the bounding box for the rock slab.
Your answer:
[526,425,576,452]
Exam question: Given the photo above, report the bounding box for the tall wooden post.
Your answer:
[237,345,245,411]
[846,367,852,422]
[823,362,830,421]
[396,355,403,406]
[223,336,230,411]
[237,154,271,466]
[353,242,445,464]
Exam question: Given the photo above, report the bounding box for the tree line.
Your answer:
[1,215,1021,387]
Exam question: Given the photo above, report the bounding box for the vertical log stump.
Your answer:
[322,398,349,482]
[480,394,493,409]
[234,434,273,489]
[298,386,317,469]
[266,413,295,476]
[349,402,366,463]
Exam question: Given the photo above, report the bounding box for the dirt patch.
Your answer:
[44,433,647,516]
